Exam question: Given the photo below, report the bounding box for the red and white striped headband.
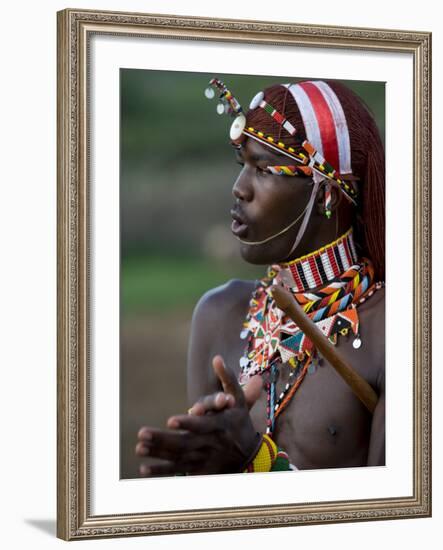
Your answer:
[283,81,352,176]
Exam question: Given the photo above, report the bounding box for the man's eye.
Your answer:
[256,166,269,176]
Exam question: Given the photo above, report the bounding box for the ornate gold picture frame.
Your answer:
[57,8,431,540]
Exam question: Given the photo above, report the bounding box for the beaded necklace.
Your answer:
[238,228,384,436]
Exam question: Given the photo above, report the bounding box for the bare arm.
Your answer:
[186,287,226,406]
[187,279,253,406]
[367,371,385,466]
[357,287,385,466]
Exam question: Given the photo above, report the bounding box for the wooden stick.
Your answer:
[271,285,378,414]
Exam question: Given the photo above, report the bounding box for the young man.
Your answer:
[136,78,385,475]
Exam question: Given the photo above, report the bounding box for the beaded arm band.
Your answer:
[243,434,292,472]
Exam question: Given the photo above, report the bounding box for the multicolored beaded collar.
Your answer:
[238,228,384,435]
[277,227,358,292]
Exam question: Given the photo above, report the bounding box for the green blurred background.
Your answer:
[120,69,385,478]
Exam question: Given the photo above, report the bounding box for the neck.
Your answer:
[272,227,358,293]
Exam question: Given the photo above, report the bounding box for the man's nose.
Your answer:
[232,167,253,202]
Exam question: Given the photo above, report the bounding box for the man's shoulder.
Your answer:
[358,284,385,324]
[355,284,386,390]
[187,279,256,399]
[193,278,256,322]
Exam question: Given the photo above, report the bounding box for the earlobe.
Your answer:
[329,186,342,211]
[316,184,341,216]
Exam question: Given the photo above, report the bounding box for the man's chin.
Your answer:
[239,242,283,266]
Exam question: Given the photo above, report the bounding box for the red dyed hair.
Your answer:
[245,81,385,281]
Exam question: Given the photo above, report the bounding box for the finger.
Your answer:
[243,374,263,410]
[138,426,157,441]
[135,440,150,457]
[212,355,245,407]
[137,429,212,462]
[188,392,235,416]
[167,413,221,434]
[137,426,188,449]
[139,451,208,477]
[138,440,209,463]
[140,461,179,477]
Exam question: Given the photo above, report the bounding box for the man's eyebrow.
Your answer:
[249,153,285,162]
[234,149,286,163]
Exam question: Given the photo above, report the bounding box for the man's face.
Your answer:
[231,137,314,265]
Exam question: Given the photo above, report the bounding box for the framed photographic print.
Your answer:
[57,8,431,540]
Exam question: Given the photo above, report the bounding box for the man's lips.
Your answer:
[230,209,249,238]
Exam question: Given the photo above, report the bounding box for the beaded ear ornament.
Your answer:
[204,78,247,141]
[204,78,358,217]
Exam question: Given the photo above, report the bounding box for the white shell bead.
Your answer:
[230,114,246,140]
[239,356,249,368]
[249,91,264,110]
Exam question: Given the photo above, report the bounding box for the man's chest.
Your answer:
[248,358,373,468]
[219,318,378,469]
[211,286,383,469]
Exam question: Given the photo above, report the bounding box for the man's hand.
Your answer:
[187,355,263,416]
[135,355,262,476]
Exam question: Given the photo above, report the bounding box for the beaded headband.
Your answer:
[204,78,358,209]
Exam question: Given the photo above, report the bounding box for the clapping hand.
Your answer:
[135,355,262,476]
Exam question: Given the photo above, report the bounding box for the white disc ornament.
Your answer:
[216,102,225,115]
[353,337,362,349]
[239,356,249,368]
[230,114,246,142]
[249,90,264,110]
[204,87,215,99]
